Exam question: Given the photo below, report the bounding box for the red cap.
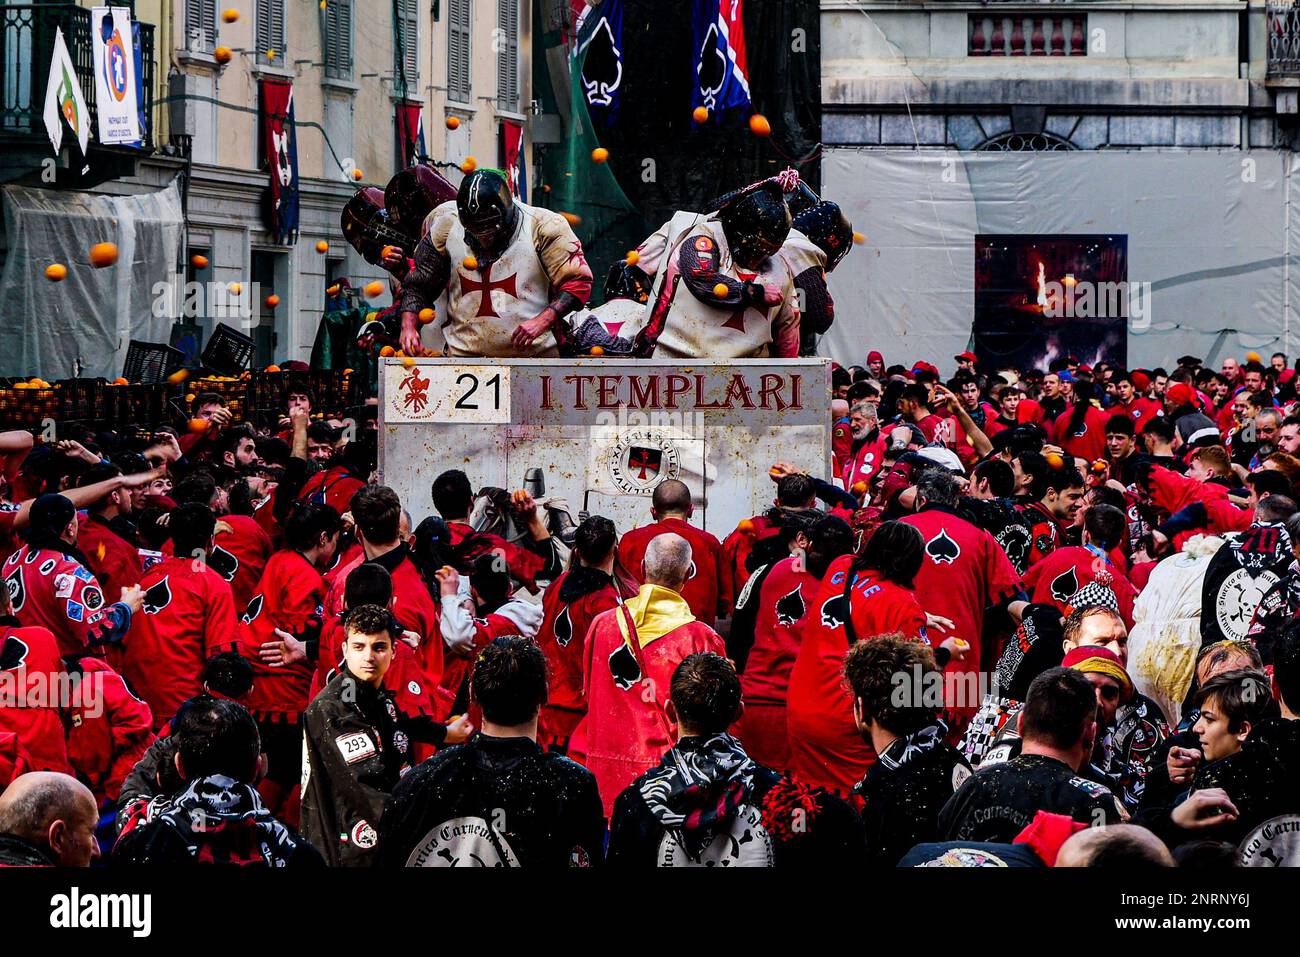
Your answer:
[954,351,978,364]
[1130,371,1151,392]
[1166,382,1196,407]
[912,360,939,377]
[1282,369,1297,386]
[1062,645,1133,701]
[867,350,883,364]
[1077,364,1093,374]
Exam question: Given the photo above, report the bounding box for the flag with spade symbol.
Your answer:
[577,0,625,127]
[690,0,750,117]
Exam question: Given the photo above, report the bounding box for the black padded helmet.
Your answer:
[341,187,410,265]
[602,261,653,304]
[385,163,457,242]
[793,200,854,273]
[717,179,791,269]
[456,168,519,258]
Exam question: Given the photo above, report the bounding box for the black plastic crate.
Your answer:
[201,323,257,378]
[123,340,185,385]
[57,378,107,422]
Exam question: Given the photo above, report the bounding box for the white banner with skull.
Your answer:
[378,358,831,540]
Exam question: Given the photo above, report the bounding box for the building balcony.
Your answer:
[1269,1,1300,84]
[0,2,155,150]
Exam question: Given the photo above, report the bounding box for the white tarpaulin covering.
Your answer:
[0,179,183,378]
[379,358,830,538]
[822,148,1295,371]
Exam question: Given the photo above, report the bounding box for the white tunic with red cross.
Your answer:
[425,200,592,358]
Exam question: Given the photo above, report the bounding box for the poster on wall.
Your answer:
[974,234,1130,372]
[90,7,141,145]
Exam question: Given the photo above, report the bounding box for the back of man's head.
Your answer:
[651,479,692,516]
[1055,825,1175,868]
[1084,503,1126,551]
[344,562,393,610]
[1020,667,1097,753]
[199,652,254,699]
[1256,493,1298,525]
[350,484,402,544]
[169,503,217,559]
[173,697,261,783]
[670,653,741,736]
[471,635,548,728]
[574,515,617,567]
[431,469,473,520]
[643,532,692,590]
[775,473,817,508]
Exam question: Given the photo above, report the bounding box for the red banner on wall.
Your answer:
[259,78,299,244]
[499,119,526,202]
[396,100,426,168]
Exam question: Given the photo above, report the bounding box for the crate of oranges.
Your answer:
[57,378,108,424]
[193,375,248,422]
[0,378,58,429]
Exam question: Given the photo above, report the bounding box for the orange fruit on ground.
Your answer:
[265,364,281,373]
[625,250,640,266]
[214,46,233,64]
[167,369,189,384]
[190,253,209,268]
[364,280,384,298]
[418,307,436,324]
[589,346,605,357]
[693,106,709,123]
[221,8,239,23]
[738,519,755,534]
[188,418,209,434]
[446,116,460,130]
[316,240,329,253]
[379,346,395,357]
[591,147,609,163]
[89,242,118,267]
[264,294,280,308]
[713,282,729,298]
[44,263,67,282]
[461,156,477,174]
[749,114,771,137]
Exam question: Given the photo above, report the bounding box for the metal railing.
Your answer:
[1269,2,1300,77]
[970,13,1088,56]
[1,3,154,148]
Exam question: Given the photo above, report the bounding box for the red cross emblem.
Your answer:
[722,269,757,332]
[460,264,519,319]
[628,446,662,480]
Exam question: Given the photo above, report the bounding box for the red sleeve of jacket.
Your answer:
[1148,465,1207,516]
[204,574,240,656]
[99,670,156,802]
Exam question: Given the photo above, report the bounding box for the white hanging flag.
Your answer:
[42,27,90,156]
[91,6,141,144]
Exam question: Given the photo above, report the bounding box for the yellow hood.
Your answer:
[621,583,696,648]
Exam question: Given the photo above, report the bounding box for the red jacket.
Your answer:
[447,521,546,592]
[1023,546,1138,629]
[536,567,624,742]
[618,517,726,624]
[1051,405,1111,462]
[841,433,888,492]
[1148,467,1251,547]
[65,656,155,804]
[127,557,240,729]
[786,556,928,795]
[4,546,116,656]
[739,555,820,708]
[324,547,442,690]
[237,549,327,719]
[214,514,273,612]
[77,515,142,604]
[0,624,71,775]
[298,466,366,518]
[719,515,777,608]
[581,586,723,817]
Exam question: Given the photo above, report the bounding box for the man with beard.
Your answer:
[536,516,633,754]
[115,697,321,866]
[607,653,865,867]
[379,636,605,867]
[631,178,800,359]
[847,635,972,866]
[583,532,725,817]
[729,514,851,772]
[1021,460,1086,567]
[74,462,144,608]
[127,504,240,730]
[958,459,1034,576]
[840,399,887,493]
[399,168,592,358]
[939,668,1125,842]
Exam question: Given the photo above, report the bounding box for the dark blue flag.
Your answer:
[578,0,624,126]
[691,0,751,116]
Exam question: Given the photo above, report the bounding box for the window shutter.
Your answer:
[324,0,353,79]
[256,0,286,65]
[447,0,471,103]
[186,0,216,53]
[395,0,419,93]
[497,0,518,113]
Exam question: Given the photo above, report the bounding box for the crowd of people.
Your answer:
[0,341,1298,869]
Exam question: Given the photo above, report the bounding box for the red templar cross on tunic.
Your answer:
[722,270,758,332]
[461,264,519,319]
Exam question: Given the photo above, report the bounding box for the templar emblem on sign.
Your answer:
[398,367,432,417]
[608,430,682,494]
